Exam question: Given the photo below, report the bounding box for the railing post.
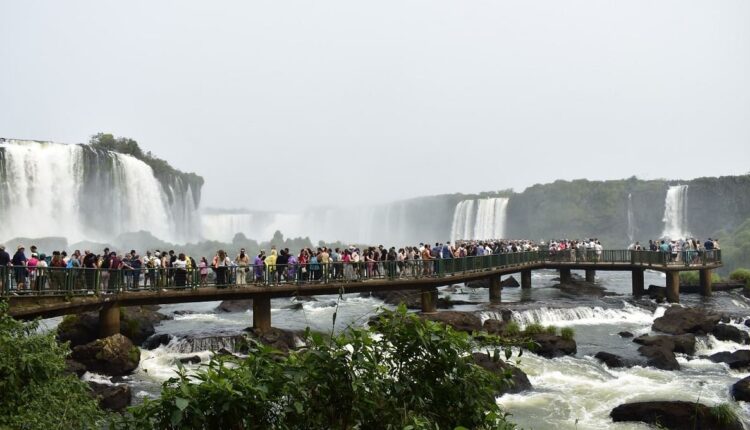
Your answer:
[665,271,680,303]
[585,269,595,283]
[489,277,502,303]
[700,269,713,297]
[253,296,272,331]
[521,270,532,289]
[631,268,645,297]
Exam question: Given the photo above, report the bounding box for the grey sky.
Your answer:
[1,1,749,211]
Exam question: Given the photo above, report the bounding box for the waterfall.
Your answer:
[662,185,689,239]
[450,197,508,241]
[0,139,199,244]
[626,193,636,243]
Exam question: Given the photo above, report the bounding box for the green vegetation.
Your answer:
[522,323,545,336]
[544,325,558,335]
[503,321,521,337]
[709,403,739,426]
[0,301,103,429]
[560,327,575,341]
[679,271,722,284]
[118,306,516,429]
[729,268,750,287]
[717,218,750,276]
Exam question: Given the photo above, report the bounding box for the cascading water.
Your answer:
[0,139,200,244]
[662,185,689,238]
[626,193,635,243]
[450,197,508,241]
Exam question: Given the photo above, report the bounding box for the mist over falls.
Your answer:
[2,139,750,249]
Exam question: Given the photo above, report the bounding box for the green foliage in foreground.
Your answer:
[709,402,739,426]
[0,301,103,429]
[118,306,516,430]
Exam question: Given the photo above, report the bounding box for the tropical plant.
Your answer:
[523,323,545,335]
[560,327,575,341]
[0,301,103,429]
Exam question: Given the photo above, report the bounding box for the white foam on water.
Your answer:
[486,302,661,329]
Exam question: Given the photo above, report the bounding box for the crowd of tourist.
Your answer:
[628,237,720,263]
[0,236,718,293]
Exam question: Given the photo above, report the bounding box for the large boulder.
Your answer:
[530,333,577,358]
[216,299,254,313]
[245,327,300,352]
[633,334,696,355]
[471,353,531,395]
[652,306,722,335]
[708,350,750,369]
[89,382,132,412]
[712,324,750,344]
[482,319,506,335]
[421,311,483,334]
[500,276,520,288]
[57,307,166,347]
[64,359,87,378]
[142,333,174,350]
[71,334,140,376]
[732,376,750,402]
[594,352,630,368]
[610,401,743,430]
[638,345,680,371]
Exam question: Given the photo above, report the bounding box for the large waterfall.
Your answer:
[626,193,636,242]
[661,185,689,239]
[450,197,508,241]
[0,139,200,244]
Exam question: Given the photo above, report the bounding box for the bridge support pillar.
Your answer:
[521,270,532,289]
[631,268,645,297]
[700,269,713,297]
[559,268,572,284]
[421,288,438,314]
[253,297,272,331]
[99,303,120,338]
[585,269,595,283]
[489,277,502,303]
[666,271,680,303]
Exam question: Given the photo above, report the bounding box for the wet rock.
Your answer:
[529,333,577,358]
[442,285,462,293]
[633,334,696,355]
[647,285,666,301]
[72,334,140,376]
[64,359,87,378]
[500,276,520,288]
[57,307,166,347]
[618,331,634,338]
[638,346,679,370]
[142,333,173,350]
[173,310,197,316]
[89,381,132,412]
[471,352,531,395]
[466,279,489,289]
[370,290,422,309]
[216,299,254,313]
[482,319,506,335]
[594,352,629,368]
[293,295,317,302]
[284,302,304,311]
[744,319,750,328]
[732,376,750,402]
[712,324,749,344]
[610,401,742,430]
[652,306,722,335]
[179,355,202,364]
[216,347,236,357]
[708,350,750,369]
[555,281,611,297]
[421,311,483,334]
[245,327,300,352]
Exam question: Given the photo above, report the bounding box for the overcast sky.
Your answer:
[1,1,749,211]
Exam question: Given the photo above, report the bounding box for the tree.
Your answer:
[0,301,103,429]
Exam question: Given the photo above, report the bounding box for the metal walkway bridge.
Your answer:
[3,250,722,338]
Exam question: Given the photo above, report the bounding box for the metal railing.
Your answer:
[0,249,721,297]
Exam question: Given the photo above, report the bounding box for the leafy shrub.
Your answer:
[523,323,545,335]
[545,325,558,335]
[118,305,517,429]
[709,403,738,426]
[0,301,103,429]
[729,268,750,286]
[679,271,721,284]
[503,321,521,337]
[560,327,575,341]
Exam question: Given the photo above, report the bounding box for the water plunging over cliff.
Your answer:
[0,139,200,244]
[662,185,689,238]
[626,193,636,243]
[450,197,508,241]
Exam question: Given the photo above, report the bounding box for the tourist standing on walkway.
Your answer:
[173,253,188,287]
[213,250,231,287]
[235,249,250,285]
[254,251,265,283]
[12,246,27,290]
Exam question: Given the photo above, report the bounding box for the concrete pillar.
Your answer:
[489,277,502,303]
[631,268,645,297]
[421,288,438,314]
[666,271,680,303]
[521,270,532,289]
[253,296,272,331]
[700,269,713,297]
[585,269,596,283]
[99,303,120,338]
[559,268,572,284]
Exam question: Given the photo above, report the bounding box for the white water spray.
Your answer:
[662,185,689,238]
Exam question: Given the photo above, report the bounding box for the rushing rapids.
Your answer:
[0,139,200,244]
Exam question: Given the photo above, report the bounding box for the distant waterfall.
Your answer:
[450,197,508,241]
[0,139,200,244]
[626,193,636,242]
[662,185,689,238]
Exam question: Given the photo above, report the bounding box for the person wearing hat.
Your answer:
[11,245,27,291]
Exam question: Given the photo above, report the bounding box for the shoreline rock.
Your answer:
[471,352,531,396]
[530,333,577,358]
[594,351,630,368]
[89,381,132,412]
[652,306,722,335]
[71,334,140,376]
[732,376,750,402]
[610,401,742,430]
